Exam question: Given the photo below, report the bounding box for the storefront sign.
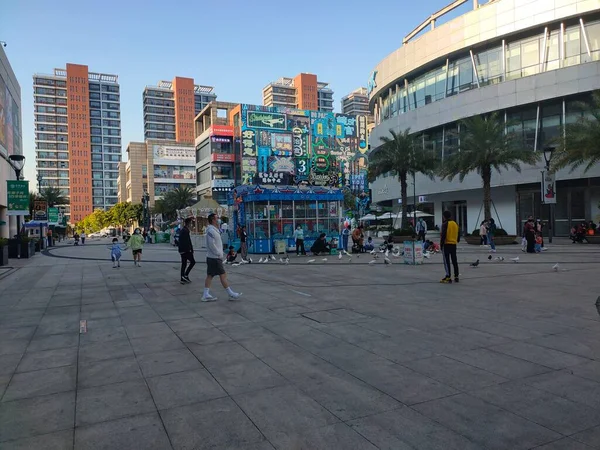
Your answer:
[256,172,289,185]
[211,136,231,144]
[212,179,234,188]
[210,125,234,136]
[153,145,194,162]
[34,200,48,221]
[212,153,235,162]
[247,112,287,130]
[6,180,29,215]
[541,171,556,204]
[242,129,256,156]
[357,115,368,153]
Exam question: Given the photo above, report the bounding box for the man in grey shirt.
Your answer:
[202,213,242,302]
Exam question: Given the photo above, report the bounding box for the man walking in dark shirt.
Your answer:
[178,218,195,284]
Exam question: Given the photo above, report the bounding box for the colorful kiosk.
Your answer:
[229,185,344,254]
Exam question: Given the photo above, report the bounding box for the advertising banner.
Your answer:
[541,171,557,204]
[247,111,286,130]
[210,125,234,136]
[34,200,48,221]
[212,153,235,163]
[152,145,194,163]
[403,241,424,265]
[6,180,29,215]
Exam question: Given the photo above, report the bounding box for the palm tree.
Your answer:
[439,112,537,221]
[553,90,600,172]
[369,128,437,228]
[28,192,39,218]
[165,186,196,211]
[39,186,68,207]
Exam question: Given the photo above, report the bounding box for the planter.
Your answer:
[0,246,8,266]
[586,235,600,244]
[465,235,518,245]
[386,235,414,244]
[7,239,35,258]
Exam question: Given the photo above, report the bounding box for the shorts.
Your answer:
[206,257,226,277]
[132,249,142,255]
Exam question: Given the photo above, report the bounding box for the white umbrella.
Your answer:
[378,212,398,220]
[359,214,377,221]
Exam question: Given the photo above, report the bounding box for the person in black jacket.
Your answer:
[178,218,195,284]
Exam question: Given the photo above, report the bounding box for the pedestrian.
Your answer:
[341,224,351,252]
[129,228,144,266]
[202,213,241,302]
[535,233,543,253]
[80,231,86,245]
[479,220,488,246]
[487,218,497,253]
[293,224,306,256]
[74,232,79,246]
[440,210,460,283]
[535,219,545,249]
[107,237,127,268]
[178,217,195,284]
[524,216,536,253]
[416,217,427,242]
[239,225,248,261]
[351,225,364,253]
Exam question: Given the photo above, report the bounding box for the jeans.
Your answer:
[480,235,488,245]
[180,252,196,278]
[240,242,248,260]
[342,234,349,252]
[443,244,459,278]
[488,235,496,250]
[296,239,306,255]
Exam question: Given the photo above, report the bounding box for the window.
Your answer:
[447,57,474,96]
[584,21,600,62]
[521,37,540,77]
[89,83,100,91]
[546,30,561,71]
[475,47,503,86]
[564,25,581,67]
[507,105,537,150]
[539,101,562,148]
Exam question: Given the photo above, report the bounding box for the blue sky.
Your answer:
[2,0,464,182]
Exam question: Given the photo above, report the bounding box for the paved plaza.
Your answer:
[0,239,599,449]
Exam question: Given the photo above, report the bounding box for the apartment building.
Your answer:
[34,63,121,222]
[262,73,334,112]
[143,77,217,143]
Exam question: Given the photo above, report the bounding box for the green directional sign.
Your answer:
[7,180,29,216]
[48,207,59,223]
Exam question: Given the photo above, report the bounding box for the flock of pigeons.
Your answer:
[468,254,561,271]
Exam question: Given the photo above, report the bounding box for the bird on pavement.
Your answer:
[368,260,377,265]
[370,249,377,255]
[269,255,276,261]
[258,257,264,263]
[307,259,315,263]
[494,256,505,261]
[321,258,328,262]
[488,255,492,260]
[338,253,342,260]
[231,262,241,267]
[262,257,268,264]
[470,259,480,267]
[384,257,392,265]
[552,263,559,271]
[284,256,289,265]
[510,257,520,263]
[248,257,253,264]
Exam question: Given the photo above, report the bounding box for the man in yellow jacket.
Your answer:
[440,210,460,283]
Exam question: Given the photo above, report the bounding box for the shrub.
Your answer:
[495,228,508,237]
[470,229,480,237]
[392,227,414,236]
[0,238,8,246]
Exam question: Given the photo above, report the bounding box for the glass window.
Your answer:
[507,105,537,150]
[564,25,581,67]
[506,42,522,80]
[539,101,562,148]
[444,123,459,157]
[521,38,540,76]
[583,21,600,62]
[546,30,561,71]
[475,47,503,86]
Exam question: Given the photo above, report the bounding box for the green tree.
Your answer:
[165,186,196,211]
[39,187,69,207]
[28,191,39,218]
[553,90,600,173]
[439,112,537,221]
[369,128,437,228]
[124,203,143,227]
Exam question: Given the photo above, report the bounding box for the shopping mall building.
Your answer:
[368,0,600,236]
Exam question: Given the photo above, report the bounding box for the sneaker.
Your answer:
[454,277,460,283]
[117,262,120,267]
[440,276,452,284]
[201,294,218,302]
[113,264,117,269]
[180,278,187,284]
[183,275,191,283]
[137,262,141,267]
[228,291,242,301]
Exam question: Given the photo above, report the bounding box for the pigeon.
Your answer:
[494,256,504,262]
[385,249,389,257]
[307,259,315,263]
[338,253,342,260]
[552,263,559,271]
[384,257,391,265]
[321,258,328,262]
[262,257,268,264]
[342,249,351,257]
[279,258,284,264]
[488,255,492,260]
[240,259,249,265]
[510,257,520,263]
[258,257,264,263]
[368,260,377,265]
[470,259,480,267]
[423,251,431,259]
[231,262,241,267]
[370,249,376,255]
[269,255,276,261]
[284,256,289,264]
[248,257,253,264]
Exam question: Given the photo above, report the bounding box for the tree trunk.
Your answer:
[400,173,408,229]
[482,166,492,220]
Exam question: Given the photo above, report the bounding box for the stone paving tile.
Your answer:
[176,327,233,345]
[0,354,22,384]
[348,406,482,450]
[137,348,202,378]
[129,332,186,356]
[522,370,600,410]
[74,412,171,450]
[413,393,561,450]
[0,430,73,450]
[0,326,36,341]
[75,379,156,426]
[571,424,600,449]
[16,346,78,373]
[0,391,75,442]
[188,341,258,369]
[78,325,128,344]
[271,422,377,450]
[488,341,592,370]
[160,397,265,450]
[123,321,174,339]
[0,339,29,357]
[532,437,597,450]
[567,360,600,383]
[78,356,143,389]
[146,368,227,410]
[27,332,79,352]
[2,365,76,401]
[208,359,288,396]
[78,339,134,364]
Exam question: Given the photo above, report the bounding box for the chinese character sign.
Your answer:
[6,180,29,215]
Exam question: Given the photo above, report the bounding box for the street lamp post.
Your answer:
[8,154,26,258]
[543,146,555,244]
[36,173,44,250]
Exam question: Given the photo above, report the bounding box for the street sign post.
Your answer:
[7,180,29,216]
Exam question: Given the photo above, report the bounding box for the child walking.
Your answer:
[108,238,127,268]
[129,228,144,266]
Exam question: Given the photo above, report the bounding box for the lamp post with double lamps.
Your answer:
[36,173,44,249]
[8,154,25,258]
[542,146,555,244]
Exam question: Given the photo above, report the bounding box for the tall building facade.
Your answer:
[34,64,121,222]
[262,73,334,112]
[341,87,370,116]
[1,45,24,239]
[143,77,217,143]
[368,0,600,236]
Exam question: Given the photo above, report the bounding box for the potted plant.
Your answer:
[387,227,415,243]
[0,238,8,266]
